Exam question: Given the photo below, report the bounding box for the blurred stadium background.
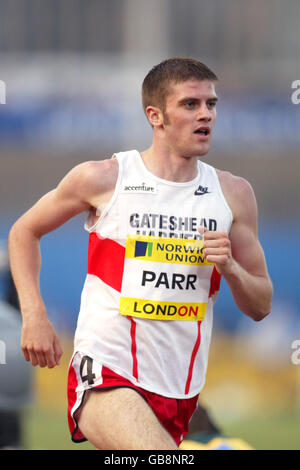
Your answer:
[0,0,299,450]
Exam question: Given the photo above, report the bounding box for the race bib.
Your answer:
[119,235,213,321]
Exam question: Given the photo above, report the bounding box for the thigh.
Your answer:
[78,387,178,450]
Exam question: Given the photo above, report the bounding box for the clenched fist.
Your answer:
[21,314,63,368]
[199,227,233,275]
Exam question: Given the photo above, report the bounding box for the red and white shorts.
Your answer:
[67,351,199,447]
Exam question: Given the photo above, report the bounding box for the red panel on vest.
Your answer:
[209,266,221,298]
[87,233,125,292]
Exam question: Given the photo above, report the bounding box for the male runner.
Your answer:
[9,58,273,450]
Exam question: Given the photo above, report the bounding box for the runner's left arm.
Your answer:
[201,177,273,321]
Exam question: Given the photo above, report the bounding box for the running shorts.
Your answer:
[67,351,199,447]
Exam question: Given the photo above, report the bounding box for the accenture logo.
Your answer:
[122,182,157,194]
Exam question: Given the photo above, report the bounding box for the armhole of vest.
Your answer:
[211,166,233,228]
[84,153,124,233]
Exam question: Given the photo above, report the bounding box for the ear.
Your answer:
[145,106,164,128]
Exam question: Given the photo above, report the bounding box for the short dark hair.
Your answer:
[142,57,218,115]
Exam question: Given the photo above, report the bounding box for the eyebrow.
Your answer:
[178,96,218,105]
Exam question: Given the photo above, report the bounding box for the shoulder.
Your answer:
[69,157,118,187]
[216,168,255,198]
[60,157,118,193]
[215,169,258,222]
[56,157,119,207]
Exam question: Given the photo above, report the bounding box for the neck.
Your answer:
[141,142,199,183]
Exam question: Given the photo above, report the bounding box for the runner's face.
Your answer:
[162,79,217,157]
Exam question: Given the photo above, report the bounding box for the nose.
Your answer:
[196,103,212,122]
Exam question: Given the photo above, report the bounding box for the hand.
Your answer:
[21,315,63,368]
[198,227,234,275]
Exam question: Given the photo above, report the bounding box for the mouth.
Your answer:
[194,126,210,136]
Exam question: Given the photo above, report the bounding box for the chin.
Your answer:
[197,143,211,156]
[180,143,210,158]
[188,146,210,158]
[197,149,210,157]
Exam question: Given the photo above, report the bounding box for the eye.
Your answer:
[185,101,196,109]
[207,101,217,109]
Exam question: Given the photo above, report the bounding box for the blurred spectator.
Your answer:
[0,241,33,449]
[180,403,254,450]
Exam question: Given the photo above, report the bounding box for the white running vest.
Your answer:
[74,150,233,398]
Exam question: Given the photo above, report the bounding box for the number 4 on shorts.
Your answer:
[80,355,96,385]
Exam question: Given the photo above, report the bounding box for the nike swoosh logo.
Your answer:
[194,186,211,196]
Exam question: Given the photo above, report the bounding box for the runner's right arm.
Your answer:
[8,160,113,368]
